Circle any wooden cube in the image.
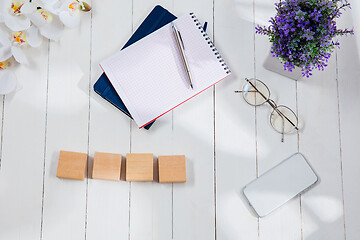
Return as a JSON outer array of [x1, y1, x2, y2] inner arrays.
[[56, 150, 88, 180], [92, 152, 122, 181], [126, 153, 153, 181], [158, 155, 186, 183]]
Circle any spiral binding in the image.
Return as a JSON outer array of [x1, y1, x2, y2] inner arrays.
[[190, 13, 231, 74]]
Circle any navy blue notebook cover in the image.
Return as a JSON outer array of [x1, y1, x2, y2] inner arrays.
[[94, 5, 176, 130]]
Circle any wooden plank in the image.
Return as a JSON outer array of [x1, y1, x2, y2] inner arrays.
[[337, 1, 360, 239], [85, 0, 132, 238], [41, 11, 91, 240], [171, 0, 216, 239], [297, 44, 345, 239], [214, 0, 258, 239], [0, 96, 3, 169], [0, 42, 49, 239], [129, 1, 174, 240], [254, 0, 302, 239]]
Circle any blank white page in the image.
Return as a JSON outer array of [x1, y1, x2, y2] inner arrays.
[[100, 13, 231, 128]]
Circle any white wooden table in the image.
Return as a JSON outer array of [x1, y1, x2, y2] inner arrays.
[[0, 0, 359, 239]]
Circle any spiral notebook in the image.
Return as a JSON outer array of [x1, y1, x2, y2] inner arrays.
[[100, 13, 231, 128]]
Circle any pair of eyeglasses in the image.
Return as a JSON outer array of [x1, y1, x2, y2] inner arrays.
[[235, 78, 299, 142]]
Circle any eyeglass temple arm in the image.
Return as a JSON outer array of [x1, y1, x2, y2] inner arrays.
[[245, 78, 299, 131]]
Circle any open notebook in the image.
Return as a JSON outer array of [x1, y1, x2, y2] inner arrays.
[[100, 13, 231, 128]]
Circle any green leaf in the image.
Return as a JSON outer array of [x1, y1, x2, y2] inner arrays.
[[79, 1, 92, 12]]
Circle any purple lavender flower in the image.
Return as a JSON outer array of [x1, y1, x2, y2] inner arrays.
[[255, 0, 354, 77]]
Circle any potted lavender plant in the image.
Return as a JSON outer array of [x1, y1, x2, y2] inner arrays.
[[256, 0, 354, 79]]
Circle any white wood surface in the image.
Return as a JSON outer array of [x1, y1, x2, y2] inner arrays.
[[0, 0, 359, 239], [0, 39, 49, 240], [214, 0, 258, 239], [41, 9, 91, 239], [86, 0, 132, 239], [338, 1, 360, 240]]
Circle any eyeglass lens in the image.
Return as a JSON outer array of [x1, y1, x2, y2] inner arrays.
[[242, 78, 270, 106], [270, 105, 298, 134]]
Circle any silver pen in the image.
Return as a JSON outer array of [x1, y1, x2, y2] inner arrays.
[[171, 22, 194, 89]]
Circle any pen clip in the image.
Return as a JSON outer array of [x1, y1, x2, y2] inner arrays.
[[178, 30, 185, 50]]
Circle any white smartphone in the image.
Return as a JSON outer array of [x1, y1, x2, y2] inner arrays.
[[243, 153, 318, 217]]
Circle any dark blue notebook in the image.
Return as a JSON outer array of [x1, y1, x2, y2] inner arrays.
[[94, 5, 176, 130]]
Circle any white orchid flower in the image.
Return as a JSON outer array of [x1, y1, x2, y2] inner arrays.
[[58, 0, 91, 28], [0, 30, 32, 64], [0, 0, 37, 31], [27, 0, 90, 40], [27, 2, 64, 41], [0, 59, 18, 95], [0, 0, 91, 95]]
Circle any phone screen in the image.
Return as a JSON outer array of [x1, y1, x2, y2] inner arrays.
[[243, 153, 318, 217]]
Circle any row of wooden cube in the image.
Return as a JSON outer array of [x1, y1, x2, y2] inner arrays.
[[56, 150, 186, 183]]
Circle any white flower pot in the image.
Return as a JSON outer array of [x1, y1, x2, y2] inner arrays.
[[263, 52, 303, 80]]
